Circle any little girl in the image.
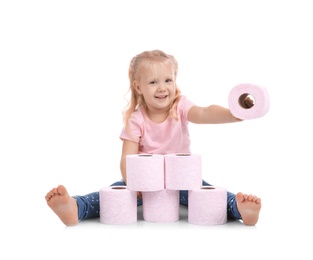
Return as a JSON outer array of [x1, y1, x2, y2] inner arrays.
[[45, 50, 261, 226]]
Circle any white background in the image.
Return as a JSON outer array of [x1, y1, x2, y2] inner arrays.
[[1, 0, 312, 259]]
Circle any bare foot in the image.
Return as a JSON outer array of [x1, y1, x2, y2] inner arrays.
[[45, 185, 79, 226], [236, 192, 261, 226]]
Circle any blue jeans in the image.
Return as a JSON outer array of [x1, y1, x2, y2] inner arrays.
[[74, 180, 242, 221]]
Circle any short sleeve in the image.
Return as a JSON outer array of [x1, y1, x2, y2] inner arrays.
[[119, 110, 144, 143], [178, 95, 194, 122]]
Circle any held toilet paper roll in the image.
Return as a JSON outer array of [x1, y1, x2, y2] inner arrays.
[[228, 83, 270, 119], [126, 154, 164, 191], [188, 186, 227, 225], [99, 186, 137, 225], [142, 189, 180, 223], [164, 153, 202, 190]]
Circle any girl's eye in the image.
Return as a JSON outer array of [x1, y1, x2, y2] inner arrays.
[[149, 81, 156, 84], [166, 79, 172, 83]]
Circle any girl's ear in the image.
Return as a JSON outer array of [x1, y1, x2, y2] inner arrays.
[[133, 81, 142, 94]]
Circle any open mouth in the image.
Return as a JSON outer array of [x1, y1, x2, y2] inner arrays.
[[155, 95, 168, 99]]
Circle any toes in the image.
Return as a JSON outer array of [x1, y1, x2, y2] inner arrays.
[[45, 187, 61, 200], [45, 192, 54, 201], [252, 195, 258, 202], [57, 185, 67, 195], [46, 191, 53, 197], [48, 188, 57, 196], [241, 194, 261, 202], [247, 194, 259, 201], [236, 192, 244, 202], [237, 193, 261, 204]]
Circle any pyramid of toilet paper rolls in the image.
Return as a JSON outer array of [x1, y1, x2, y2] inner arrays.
[[99, 153, 227, 226]]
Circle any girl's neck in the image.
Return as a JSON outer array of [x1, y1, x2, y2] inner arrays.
[[145, 107, 170, 123]]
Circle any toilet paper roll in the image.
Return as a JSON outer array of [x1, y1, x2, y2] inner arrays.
[[142, 190, 179, 223], [126, 154, 164, 191], [188, 186, 227, 225], [99, 186, 137, 225], [164, 153, 202, 190], [228, 83, 270, 119]]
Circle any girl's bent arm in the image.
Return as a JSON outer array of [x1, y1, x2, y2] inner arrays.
[[120, 139, 139, 183], [188, 105, 242, 124]]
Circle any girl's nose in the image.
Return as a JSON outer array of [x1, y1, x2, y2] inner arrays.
[[157, 83, 166, 92]]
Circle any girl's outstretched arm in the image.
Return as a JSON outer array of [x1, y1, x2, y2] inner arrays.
[[120, 139, 139, 183], [188, 104, 242, 124]]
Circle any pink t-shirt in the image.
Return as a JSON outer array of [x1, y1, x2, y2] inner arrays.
[[119, 96, 194, 155]]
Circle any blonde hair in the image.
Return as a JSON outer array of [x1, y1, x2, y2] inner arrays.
[[123, 50, 181, 126]]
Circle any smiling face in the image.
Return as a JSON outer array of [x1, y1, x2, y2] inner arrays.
[[133, 61, 176, 118]]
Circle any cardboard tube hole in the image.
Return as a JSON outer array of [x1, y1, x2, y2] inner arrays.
[[176, 153, 191, 156], [238, 93, 255, 109], [201, 187, 215, 190]]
